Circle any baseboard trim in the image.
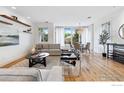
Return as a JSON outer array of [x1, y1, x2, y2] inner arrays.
[[1, 56, 26, 68]]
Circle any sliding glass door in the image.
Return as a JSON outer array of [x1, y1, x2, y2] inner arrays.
[[55, 26, 75, 48], [64, 27, 75, 45]]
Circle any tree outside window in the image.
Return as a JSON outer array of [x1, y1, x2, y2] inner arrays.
[[39, 27, 48, 42], [64, 28, 75, 44]]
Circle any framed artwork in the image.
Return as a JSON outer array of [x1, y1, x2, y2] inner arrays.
[[0, 27, 19, 47], [102, 22, 110, 35]]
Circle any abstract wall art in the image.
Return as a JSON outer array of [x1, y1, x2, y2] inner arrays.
[[0, 27, 19, 47]]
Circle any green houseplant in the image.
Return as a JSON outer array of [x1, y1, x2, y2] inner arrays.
[[99, 30, 110, 57]]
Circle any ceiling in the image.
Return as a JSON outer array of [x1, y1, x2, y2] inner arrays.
[[4, 6, 124, 26]]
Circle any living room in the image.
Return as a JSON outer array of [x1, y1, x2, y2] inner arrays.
[[0, 6, 124, 81]]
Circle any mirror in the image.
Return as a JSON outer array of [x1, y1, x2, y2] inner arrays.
[[118, 24, 124, 39]]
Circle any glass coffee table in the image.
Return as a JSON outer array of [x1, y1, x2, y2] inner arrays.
[[28, 52, 49, 67]]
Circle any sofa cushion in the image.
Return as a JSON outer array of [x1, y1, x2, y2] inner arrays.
[[42, 44, 49, 49], [0, 67, 42, 81], [39, 69, 50, 81], [40, 49, 49, 52], [54, 44, 60, 49], [46, 66, 63, 81], [36, 44, 42, 50], [49, 44, 55, 49], [0, 75, 37, 81], [49, 49, 60, 51]]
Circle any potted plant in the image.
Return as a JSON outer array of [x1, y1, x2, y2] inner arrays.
[[99, 30, 110, 57]]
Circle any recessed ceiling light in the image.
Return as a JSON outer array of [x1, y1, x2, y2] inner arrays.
[[11, 6, 16, 10], [27, 17, 31, 19], [113, 6, 117, 8], [87, 16, 91, 19], [44, 21, 49, 23]]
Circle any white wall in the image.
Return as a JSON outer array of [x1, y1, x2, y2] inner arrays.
[[35, 22, 54, 44], [93, 8, 124, 53], [0, 7, 34, 66], [111, 10, 124, 44], [81, 27, 92, 44], [88, 24, 94, 52]]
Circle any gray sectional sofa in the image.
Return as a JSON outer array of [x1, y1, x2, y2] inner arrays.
[[36, 44, 61, 56], [0, 66, 63, 81]]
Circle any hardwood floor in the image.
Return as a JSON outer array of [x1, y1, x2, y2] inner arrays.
[[3, 53, 124, 81], [64, 53, 124, 81], [2, 56, 26, 68]]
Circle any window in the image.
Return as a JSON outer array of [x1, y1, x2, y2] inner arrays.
[[64, 27, 75, 44], [39, 27, 48, 42]]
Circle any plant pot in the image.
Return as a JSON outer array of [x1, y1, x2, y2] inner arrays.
[[102, 53, 106, 57]]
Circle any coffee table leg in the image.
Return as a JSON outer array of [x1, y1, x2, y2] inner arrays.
[[29, 58, 33, 67], [43, 57, 46, 67]]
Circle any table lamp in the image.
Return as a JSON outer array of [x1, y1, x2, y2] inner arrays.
[[31, 47, 36, 54]]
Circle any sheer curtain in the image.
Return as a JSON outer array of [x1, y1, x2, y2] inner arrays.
[[81, 27, 91, 44], [55, 27, 64, 47], [55, 26, 91, 48]]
